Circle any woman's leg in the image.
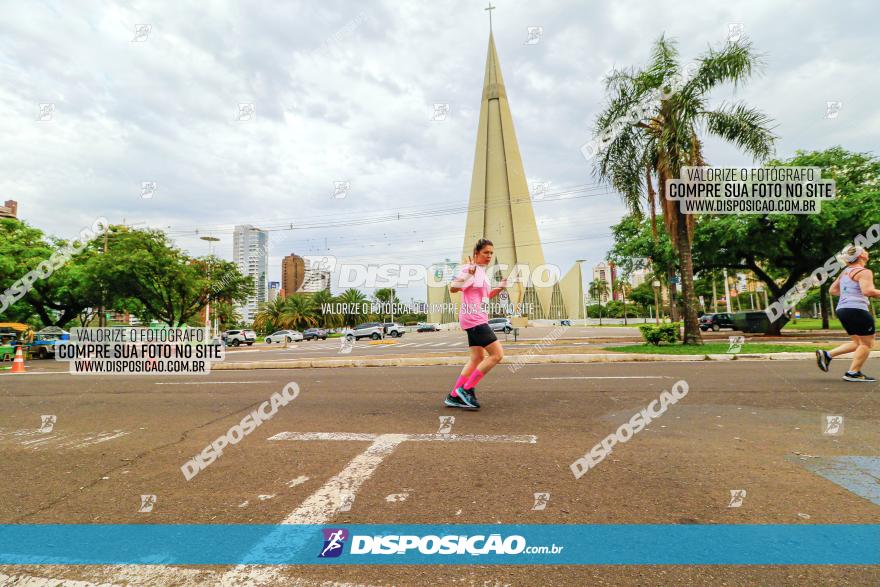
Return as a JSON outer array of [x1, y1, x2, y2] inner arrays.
[[848, 334, 875, 373], [828, 337, 859, 358], [475, 340, 505, 375], [462, 340, 505, 391], [451, 347, 485, 395]]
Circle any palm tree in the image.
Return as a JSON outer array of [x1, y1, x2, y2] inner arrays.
[[309, 289, 342, 329], [373, 288, 400, 322], [280, 294, 319, 330], [594, 35, 776, 343], [253, 297, 287, 334], [589, 280, 610, 325], [337, 288, 369, 327], [613, 278, 632, 325]]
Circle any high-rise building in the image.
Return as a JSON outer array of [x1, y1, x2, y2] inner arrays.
[[0, 199, 18, 219], [281, 254, 306, 296], [267, 281, 281, 302], [426, 31, 582, 323], [591, 261, 617, 303], [233, 225, 268, 323], [299, 259, 331, 293], [630, 266, 652, 288]]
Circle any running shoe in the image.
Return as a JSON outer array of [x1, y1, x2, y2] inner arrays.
[[815, 349, 831, 372], [444, 393, 469, 408], [453, 387, 480, 409], [457, 387, 481, 409], [842, 371, 876, 382]]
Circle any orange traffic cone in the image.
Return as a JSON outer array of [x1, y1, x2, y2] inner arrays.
[[11, 345, 26, 374]]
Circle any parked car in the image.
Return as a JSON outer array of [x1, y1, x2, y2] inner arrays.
[[30, 331, 68, 359], [265, 330, 303, 343], [224, 329, 257, 346], [699, 313, 736, 331], [303, 328, 328, 341], [382, 322, 405, 337], [345, 322, 385, 341], [488, 317, 513, 333], [416, 323, 440, 332]]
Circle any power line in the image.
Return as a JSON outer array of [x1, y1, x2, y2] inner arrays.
[[163, 184, 617, 237]]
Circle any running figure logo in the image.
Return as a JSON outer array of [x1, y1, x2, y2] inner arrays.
[[727, 336, 745, 354], [532, 492, 550, 511], [438, 416, 455, 434], [727, 489, 747, 508], [39, 415, 57, 433], [138, 494, 156, 513], [318, 528, 349, 558], [823, 415, 844, 436]]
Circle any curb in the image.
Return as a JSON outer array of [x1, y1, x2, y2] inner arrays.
[[212, 350, 880, 370]]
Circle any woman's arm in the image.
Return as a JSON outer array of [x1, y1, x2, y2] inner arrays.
[[450, 257, 476, 293], [829, 273, 843, 296], [856, 269, 880, 298], [488, 277, 509, 299]]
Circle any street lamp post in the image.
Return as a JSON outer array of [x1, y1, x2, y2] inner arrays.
[[201, 236, 221, 339]]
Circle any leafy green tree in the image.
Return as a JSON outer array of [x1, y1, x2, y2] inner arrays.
[[0, 219, 102, 326], [93, 229, 252, 326], [628, 281, 656, 308], [594, 35, 776, 343], [692, 147, 880, 333]]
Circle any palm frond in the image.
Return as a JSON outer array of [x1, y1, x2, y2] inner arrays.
[[702, 102, 777, 162]]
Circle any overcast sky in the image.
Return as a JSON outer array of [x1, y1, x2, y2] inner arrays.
[[2, 0, 878, 303]]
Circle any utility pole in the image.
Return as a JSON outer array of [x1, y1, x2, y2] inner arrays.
[[201, 236, 220, 339], [99, 229, 109, 327]]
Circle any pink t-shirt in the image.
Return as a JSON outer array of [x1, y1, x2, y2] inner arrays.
[[456, 264, 491, 329]]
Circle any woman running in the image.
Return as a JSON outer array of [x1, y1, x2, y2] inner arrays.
[[816, 245, 880, 381], [444, 238, 508, 410]]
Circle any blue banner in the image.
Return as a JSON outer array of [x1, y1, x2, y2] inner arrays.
[[0, 524, 877, 565]]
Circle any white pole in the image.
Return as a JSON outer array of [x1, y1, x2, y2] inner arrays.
[[723, 268, 732, 313]]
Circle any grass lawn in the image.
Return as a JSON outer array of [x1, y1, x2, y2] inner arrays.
[[782, 318, 844, 331], [604, 342, 827, 355]]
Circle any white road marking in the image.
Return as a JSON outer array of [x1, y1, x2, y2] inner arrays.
[[0, 428, 129, 450], [220, 430, 538, 585], [286, 475, 309, 487], [7, 428, 534, 586], [154, 381, 269, 385], [385, 492, 409, 502], [531, 376, 671, 380]]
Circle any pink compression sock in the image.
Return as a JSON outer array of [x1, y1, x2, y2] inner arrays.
[[464, 369, 485, 390], [451, 375, 468, 397]]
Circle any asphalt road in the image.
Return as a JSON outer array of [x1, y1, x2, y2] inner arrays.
[[1, 357, 879, 585]]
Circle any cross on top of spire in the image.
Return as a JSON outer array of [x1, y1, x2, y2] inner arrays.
[[485, 2, 496, 32]]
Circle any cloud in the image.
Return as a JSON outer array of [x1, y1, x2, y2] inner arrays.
[[1, 0, 877, 304]]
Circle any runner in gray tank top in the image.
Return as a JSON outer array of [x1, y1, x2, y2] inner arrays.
[[815, 245, 880, 382]]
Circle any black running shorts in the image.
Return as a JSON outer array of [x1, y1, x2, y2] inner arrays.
[[836, 307, 876, 336], [465, 323, 498, 348]]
